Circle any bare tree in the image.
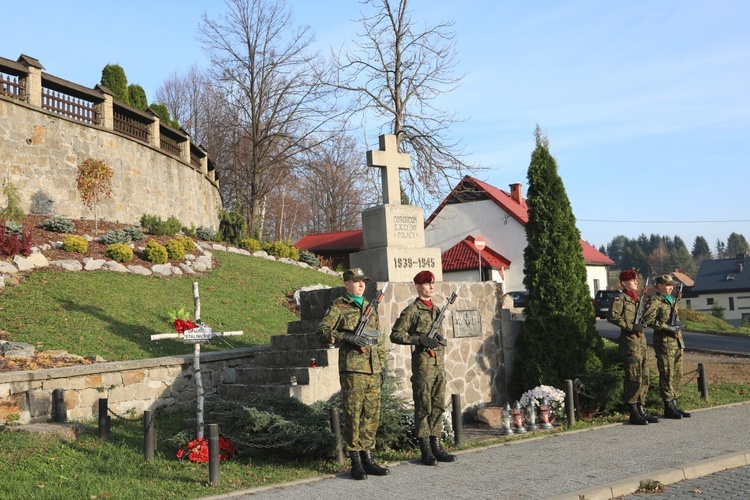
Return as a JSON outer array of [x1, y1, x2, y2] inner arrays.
[[199, 0, 335, 236], [648, 242, 670, 276], [334, 0, 478, 206]]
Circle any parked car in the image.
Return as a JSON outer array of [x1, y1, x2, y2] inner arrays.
[[593, 290, 621, 318], [505, 291, 529, 308]]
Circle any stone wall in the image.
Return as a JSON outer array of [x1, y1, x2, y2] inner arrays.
[[0, 96, 222, 229], [0, 347, 264, 424]]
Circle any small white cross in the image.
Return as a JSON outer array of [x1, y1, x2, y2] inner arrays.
[[367, 134, 411, 205]]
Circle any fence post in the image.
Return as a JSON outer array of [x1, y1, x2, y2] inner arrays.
[[208, 424, 220, 485], [697, 363, 709, 400], [98, 398, 109, 440], [52, 389, 66, 422], [144, 411, 155, 461], [451, 394, 463, 445], [564, 380, 576, 427], [329, 407, 345, 465]]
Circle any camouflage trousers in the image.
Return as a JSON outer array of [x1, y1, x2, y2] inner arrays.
[[340, 372, 382, 452], [411, 365, 446, 438], [653, 331, 684, 401], [619, 332, 650, 405]]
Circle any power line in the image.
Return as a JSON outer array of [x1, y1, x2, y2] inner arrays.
[[578, 219, 750, 224]]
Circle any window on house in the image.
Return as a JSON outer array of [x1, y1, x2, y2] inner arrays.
[[593, 279, 600, 293], [685, 299, 691, 309], [707, 298, 714, 305], [729, 297, 735, 311]]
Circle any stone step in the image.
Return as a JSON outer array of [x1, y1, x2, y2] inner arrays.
[[235, 366, 311, 386], [218, 383, 294, 400], [249, 347, 334, 368], [286, 319, 320, 335], [270, 332, 326, 351]]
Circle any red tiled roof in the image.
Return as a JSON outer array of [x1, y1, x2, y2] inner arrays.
[[295, 230, 364, 252], [427, 175, 614, 266], [441, 235, 512, 272], [581, 240, 615, 266]]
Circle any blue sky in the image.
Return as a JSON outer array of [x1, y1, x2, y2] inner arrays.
[[5, 0, 750, 253]]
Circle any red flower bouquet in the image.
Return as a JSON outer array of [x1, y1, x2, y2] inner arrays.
[[176, 436, 234, 462]]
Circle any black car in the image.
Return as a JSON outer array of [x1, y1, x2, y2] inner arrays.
[[593, 290, 621, 319], [505, 291, 529, 308]]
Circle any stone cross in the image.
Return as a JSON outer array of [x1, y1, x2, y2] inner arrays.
[[367, 134, 411, 205]]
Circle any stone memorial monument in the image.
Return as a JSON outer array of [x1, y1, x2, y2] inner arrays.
[[349, 134, 443, 282]]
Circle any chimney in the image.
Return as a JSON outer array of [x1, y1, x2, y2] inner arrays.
[[509, 183, 522, 204], [738, 262, 744, 273]]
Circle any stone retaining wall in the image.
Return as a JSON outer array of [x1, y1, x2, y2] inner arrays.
[[0, 347, 264, 425]]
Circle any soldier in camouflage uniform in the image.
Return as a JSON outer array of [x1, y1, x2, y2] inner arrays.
[[643, 274, 691, 419], [607, 270, 659, 425], [390, 270, 456, 466], [316, 268, 389, 480]]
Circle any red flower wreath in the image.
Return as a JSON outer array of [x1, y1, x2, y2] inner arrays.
[[173, 319, 197, 334], [176, 436, 234, 462]]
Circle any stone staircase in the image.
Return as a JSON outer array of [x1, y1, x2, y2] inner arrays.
[[218, 289, 347, 405]]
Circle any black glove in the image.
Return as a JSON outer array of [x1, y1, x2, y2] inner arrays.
[[418, 336, 440, 349], [344, 333, 368, 347], [663, 325, 681, 334], [632, 324, 644, 333]]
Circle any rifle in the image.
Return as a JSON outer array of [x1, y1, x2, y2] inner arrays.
[[352, 282, 389, 352], [670, 282, 684, 328], [425, 288, 459, 357], [633, 277, 650, 332]]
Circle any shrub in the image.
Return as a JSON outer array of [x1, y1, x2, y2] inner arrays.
[[265, 241, 292, 259], [176, 236, 195, 252], [62, 235, 88, 254], [0, 222, 31, 256], [123, 226, 145, 242], [41, 215, 75, 233], [298, 250, 320, 267], [105, 243, 134, 263], [143, 240, 168, 264], [165, 239, 187, 260], [139, 214, 182, 236], [99, 229, 130, 245], [182, 225, 197, 237], [1, 182, 25, 223], [217, 208, 247, 245], [4, 221, 23, 236], [239, 238, 261, 252], [711, 303, 726, 320], [196, 226, 216, 241]]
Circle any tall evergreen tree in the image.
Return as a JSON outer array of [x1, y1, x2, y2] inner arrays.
[[127, 84, 148, 110], [727, 232, 749, 257], [691, 236, 711, 261], [100, 64, 129, 105], [510, 126, 604, 395]]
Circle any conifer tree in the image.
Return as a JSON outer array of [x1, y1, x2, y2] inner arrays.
[[100, 64, 129, 105], [510, 125, 604, 395], [127, 84, 148, 110]]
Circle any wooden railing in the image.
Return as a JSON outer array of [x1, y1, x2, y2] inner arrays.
[[42, 87, 100, 125], [0, 71, 24, 100], [113, 108, 150, 142]]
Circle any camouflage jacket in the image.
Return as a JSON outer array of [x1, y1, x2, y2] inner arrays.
[[643, 293, 685, 345], [316, 294, 386, 375], [607, 290, 639, 333], [390, 298, 444, 367]]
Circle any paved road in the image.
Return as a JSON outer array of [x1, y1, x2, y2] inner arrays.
[[623, 465, 750, 499], [596, 320, 750, 356], [200, 403, 750, 500]]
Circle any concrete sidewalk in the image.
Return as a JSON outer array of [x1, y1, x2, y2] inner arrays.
[[201, 402, 750, 500]]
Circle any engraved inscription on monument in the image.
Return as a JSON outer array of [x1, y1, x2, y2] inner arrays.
[[452, 310, 482, 338]]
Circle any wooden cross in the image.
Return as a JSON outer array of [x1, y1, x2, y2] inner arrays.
[[367, 134, 411, 205], [151, 282, 243, 439]]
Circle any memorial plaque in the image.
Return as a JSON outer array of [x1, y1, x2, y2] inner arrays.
[[451, 310, 482, 338], [183, 326, 213, 344]]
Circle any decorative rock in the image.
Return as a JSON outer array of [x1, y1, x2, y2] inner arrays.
[[252, 250, 269, 258], [196, 241, 212, 250], [102, 261, 129, 273], [128, 265, 152, 276], [27, 252, 50, 268], [0, 340, 36, 357], [0, 276, 4, 289], [170, 266, 183, 275], [179, 263, 197, 274], [184, 254, 196, 261], [211, 243, 228, 252], [50, 260, 83, 271], [476, 406, 505, 428], [0, 261, 18, 274], [52, 241, 63, 249], [152, 264, 172, 276], [192, 262, 207, 273], [83, 258, 105, 271], [296, 261, 312, 269], [195, 255, 212, 269], [278, 257, 296, 265], [13, 255, 35, 271]]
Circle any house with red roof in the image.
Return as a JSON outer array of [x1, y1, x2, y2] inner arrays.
[[294, 230, 363, 270], [424, 176, 613, 297]]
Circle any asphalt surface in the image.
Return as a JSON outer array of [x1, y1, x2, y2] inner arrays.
[[200, 402, 750, 500]]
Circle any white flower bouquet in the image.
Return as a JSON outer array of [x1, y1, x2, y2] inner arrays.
[[519, 385, 565, 419]]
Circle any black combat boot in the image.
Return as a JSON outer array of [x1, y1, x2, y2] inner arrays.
[[349, 451, 367, 480], [672, 400, 691, 418], [360, 450, 390, 475], [628, 403, 648, 425], [663, 400, 683, 419], [637, 403, 660, 423], [429, 436, 457, 462], [418, 437, 438, 466]]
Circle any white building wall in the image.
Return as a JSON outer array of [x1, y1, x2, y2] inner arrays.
[[689, 292, 750, 326]]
